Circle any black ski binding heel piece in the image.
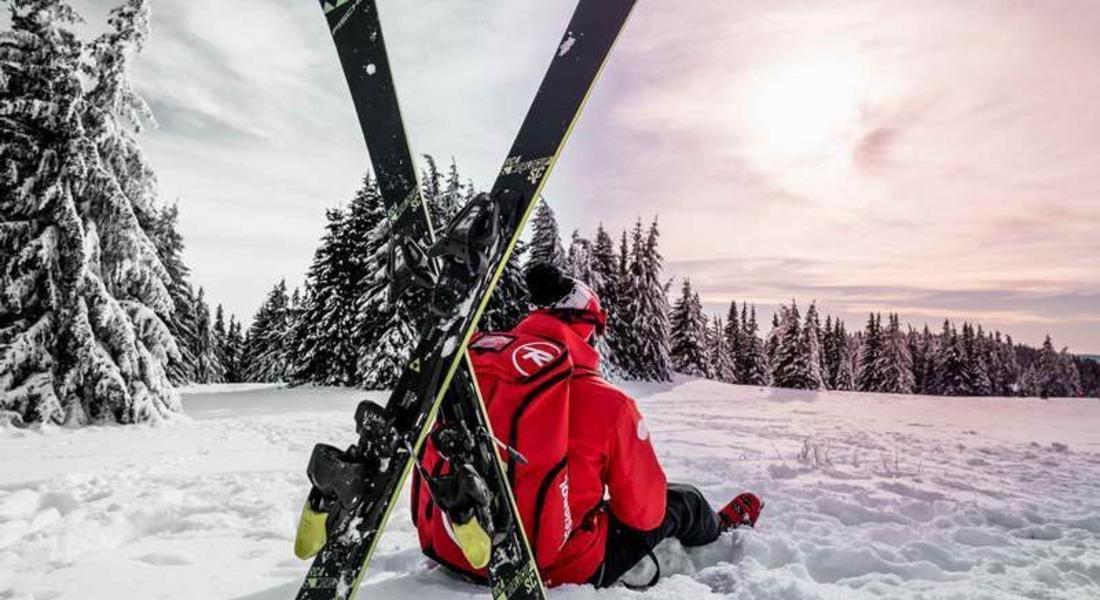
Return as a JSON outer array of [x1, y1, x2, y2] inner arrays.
[[429, 192, 501, 277], [304, 402, 398, 541], [386, 236, 437, 301]]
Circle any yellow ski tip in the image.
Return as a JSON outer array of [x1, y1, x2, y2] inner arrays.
[[453, 519, 492, 570], [294, 501, 329, 560]]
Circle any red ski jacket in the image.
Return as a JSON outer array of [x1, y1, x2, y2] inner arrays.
[[412, 311, 667, 586]]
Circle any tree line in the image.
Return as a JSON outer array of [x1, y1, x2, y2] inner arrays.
[[669, 286, 1099, 399], [238, 157, 674, 387], [243, 161, 1098, 399]]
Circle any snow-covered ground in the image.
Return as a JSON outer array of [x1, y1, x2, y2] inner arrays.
[[2, 380, 1098, 600]]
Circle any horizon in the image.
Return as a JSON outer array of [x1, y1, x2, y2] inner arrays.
[[61, 0, 1100, 354]]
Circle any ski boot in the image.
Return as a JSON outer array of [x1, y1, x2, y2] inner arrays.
[[294, 402, 396, 559], [419, 421, 498, 569], [718, 492, 764, 530]]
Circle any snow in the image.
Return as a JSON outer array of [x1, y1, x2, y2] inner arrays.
[[1, 380, 1098, 599]]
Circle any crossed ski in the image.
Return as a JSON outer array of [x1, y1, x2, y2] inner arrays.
[[298, 2, 636, 599]]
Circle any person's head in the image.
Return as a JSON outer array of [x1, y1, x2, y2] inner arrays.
[[524, 262, 606, 343]]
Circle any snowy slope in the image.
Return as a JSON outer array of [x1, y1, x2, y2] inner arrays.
[[1, 381, 1098, 600]]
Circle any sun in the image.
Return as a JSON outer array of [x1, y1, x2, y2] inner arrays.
[[743, 58, 863, 159]]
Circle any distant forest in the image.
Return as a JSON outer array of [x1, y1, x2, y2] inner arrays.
[[230, 158, 1099, 400]]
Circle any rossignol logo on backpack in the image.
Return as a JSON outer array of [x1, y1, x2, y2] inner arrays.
[[511, 342, 561, 376], [559, 475, 573, 544]]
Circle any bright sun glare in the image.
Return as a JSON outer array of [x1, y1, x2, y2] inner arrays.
[[745, 59, 863, 158]]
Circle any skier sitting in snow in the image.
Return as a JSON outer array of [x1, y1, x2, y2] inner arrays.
[[413, 262, 763, 588]]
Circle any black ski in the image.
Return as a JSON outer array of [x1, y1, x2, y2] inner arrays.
[[298, 2, 636, 599], [311, 1, 543, 598]]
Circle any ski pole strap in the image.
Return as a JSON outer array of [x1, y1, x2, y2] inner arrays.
[[621, 549, 661, 591]]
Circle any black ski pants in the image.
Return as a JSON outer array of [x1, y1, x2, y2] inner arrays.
[[588, 483, 721, 588]]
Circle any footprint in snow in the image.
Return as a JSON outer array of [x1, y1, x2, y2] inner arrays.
[[136, 551, 196, 566]]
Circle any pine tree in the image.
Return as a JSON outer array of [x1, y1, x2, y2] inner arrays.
[[564, 230, 594, 285], [482, 240, 528, 332], [621, 219, 671, 381], [440, 158, 466, 220], [1031, 335, 1081, 398], [935, 321, 967, 395], [191, 288, 225, 383], [910, 325, 935, 394], [707, 316, 736, 382], [222, 316, 244, 383], [765, 312, 781, 373], [802, 303, 826, 390], [293, 203, 362, 386], [669, 279, 708, 377], [963, 324, 993, 395], [1, 0, 180, 425], [856, 314, 884, 392], [589, 224, 624, 376], [834, 321, 857, 391], [822, 316, 836, 389], [355, 195, 419, 389], [769, 302, 820, 389], [879, 314, 915, 394], [528, 200, 565, 267], [147, 203, 199, 384], [743, 306, 770, 386], [242, 280, 292, 382], [724, 301, 742, 383]]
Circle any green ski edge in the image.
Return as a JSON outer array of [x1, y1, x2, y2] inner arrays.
[[318, 0, 543, 597], [307, 3, 637, 600]]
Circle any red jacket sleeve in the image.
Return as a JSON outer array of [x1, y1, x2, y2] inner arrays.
[[606, 399, 666, 531]]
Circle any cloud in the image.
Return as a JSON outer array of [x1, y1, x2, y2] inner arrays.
[[61, 0, 1100, 353]]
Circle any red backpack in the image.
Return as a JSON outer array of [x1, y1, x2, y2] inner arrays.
[[412, 330, 574, 577]]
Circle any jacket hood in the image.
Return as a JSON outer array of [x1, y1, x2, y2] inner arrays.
[[513, 311, 601, 373]]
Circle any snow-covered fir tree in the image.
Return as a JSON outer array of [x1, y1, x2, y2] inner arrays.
[[934, 320, 968, 396], [802, 303, 827, 390], [879, 314, 915, 394], [769, 302, 821, 390], [765, 312, 781, 374], [991, 332, 1020, 396], [293, 198, 368, 386], [191, 288, 225, 383], [221, 315, 244, 383], [960, 323, 992, 396], [528, 201, 565, 267], [856, 314, 883, 392], [624, 219, 672, 381], [355, 196, 419, 389], [1030, 335, 1082, 399], [242, 280, 292, 382], [827, 314, 840, 389], [741, 305, 769, 386], [1, 0, 181, 425], [669, 279, 708, 377], [482, 240, 528, 332], [723, 301, 742, 383], [706, 316, 736, 382], [588, 224, 624, 376], [147, 202, 199, 384], [834, 321, 857, 391], [564, 230, 594, 285], [212, 304, 227, 374], [909, 325, 935, 395], [439, 158, 466, 221]]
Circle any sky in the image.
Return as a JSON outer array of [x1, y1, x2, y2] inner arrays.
[[67, 0, 1100, 353]]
